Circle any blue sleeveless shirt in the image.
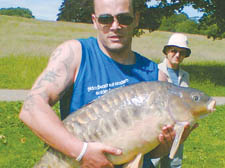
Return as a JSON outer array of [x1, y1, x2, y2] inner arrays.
[[60, 37, 157, 168], [60, 37, 158, 118]]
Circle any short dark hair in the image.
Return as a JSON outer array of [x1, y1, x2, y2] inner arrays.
[[93, 0, 137, 14]]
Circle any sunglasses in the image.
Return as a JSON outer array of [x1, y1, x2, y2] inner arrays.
[[96, 13, 134, 26], [169, 49, 188, 57]]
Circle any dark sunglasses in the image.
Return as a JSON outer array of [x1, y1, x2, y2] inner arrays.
[[96, 13, 134, 26], [170, 49, 188, 57]]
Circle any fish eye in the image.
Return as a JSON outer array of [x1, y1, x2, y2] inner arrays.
[[192, 94, 200, 102]]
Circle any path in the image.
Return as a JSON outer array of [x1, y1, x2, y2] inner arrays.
[[0, 89, 225, 105]]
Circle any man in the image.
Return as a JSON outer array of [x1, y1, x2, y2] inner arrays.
[[154, 33, 198, 168], [19, 0, 190, 167]]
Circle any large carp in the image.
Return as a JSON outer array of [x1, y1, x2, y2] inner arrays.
[[34, 81, 216, 168]]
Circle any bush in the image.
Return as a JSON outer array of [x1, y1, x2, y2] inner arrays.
[[175, 20, 199, 34], [0, 7, 34, 18], [159, 13, 189, 32]]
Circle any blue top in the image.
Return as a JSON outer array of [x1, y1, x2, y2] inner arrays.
[[167, 67, 179, 86], [60, 37, 158, 168], [61, 37, 158, 118]]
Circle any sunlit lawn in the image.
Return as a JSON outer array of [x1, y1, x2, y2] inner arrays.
[[0, 102, 224, 168], [0, 15, 225, 168]]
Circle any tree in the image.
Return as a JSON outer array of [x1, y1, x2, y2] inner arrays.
[[0, 7, 34, 18], [57, 0, 225, 39], [57, 0, 93, 23], [159, 13, 199, 34], [159, 14, 189, 32], [190, 0, 225, 39], [175, 20, 199, 34], [198, 13, 225, 39]]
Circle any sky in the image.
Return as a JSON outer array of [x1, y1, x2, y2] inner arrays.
[[0, 0, 203, 21], [0, 0, 62, 21]]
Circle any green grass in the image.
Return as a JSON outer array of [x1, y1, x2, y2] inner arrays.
[[0, 15, 96, 58], [0, 102, 59, 168], [0, 102, 44, 168], [182, 62, 225, 96], [0, 55, 48, 89], [0, 102, 224, 168], [1, 15, 225, 96], [132, 31, 225, 63], [183, 105, 225, 167], [0, 55, 224, 96], [0, 15, 225, 168]]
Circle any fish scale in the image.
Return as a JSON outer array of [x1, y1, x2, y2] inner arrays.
[[34, 81, 216, 168]]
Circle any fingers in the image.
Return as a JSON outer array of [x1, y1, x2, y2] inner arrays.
[[181, 122, 199, 143], [157, 123, 199, 158], [162, 125, 175, 142], [190, 123, 199, 132], [81, 142, 120, 168], [102, 144, 122, 156], [158, 125, 175, 153]]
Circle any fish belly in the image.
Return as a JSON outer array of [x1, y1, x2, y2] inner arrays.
[[34, 82, 176, 167]]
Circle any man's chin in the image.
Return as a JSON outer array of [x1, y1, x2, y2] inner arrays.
[[107, 44, 126, 52]]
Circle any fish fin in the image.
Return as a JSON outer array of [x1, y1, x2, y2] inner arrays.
[[122, 153, 143, 168], [169, 124, 185, 159]]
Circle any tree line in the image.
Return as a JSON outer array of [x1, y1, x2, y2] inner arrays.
[[1, 0, 224, 39], [0, 7, 34, 19], [57, 0, 225, 39], [158, 13, 225, 39]]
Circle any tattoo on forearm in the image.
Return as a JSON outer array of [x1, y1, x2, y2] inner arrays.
[[39, 91, 48, 102], [23, 94, 35, 111], [33, 70, 60, 90]]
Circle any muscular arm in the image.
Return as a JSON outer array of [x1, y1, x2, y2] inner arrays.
[[19, 40, 121, 167], [19, 40, 84, 158]]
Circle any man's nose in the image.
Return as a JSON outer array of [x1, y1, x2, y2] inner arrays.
[[175, 51, 181, 57], [110, 17, 121, 29]]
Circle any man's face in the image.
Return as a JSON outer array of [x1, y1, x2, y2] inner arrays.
[[92, 0, 138, 53], [166, 47, 187, 66]]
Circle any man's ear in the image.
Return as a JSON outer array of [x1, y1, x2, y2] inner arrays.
[[92, 14, 98, 29]]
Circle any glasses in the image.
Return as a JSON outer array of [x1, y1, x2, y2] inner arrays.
[[169, 49, 188, 57], [96, 13, 134, 26]]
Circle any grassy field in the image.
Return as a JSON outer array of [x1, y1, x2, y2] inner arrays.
[[0, 15, 225, 167], [0, 102, 59, 168], [0, 15, 225, 95], [0, 15, 96, 58], [1, 55, 224, 96], [1, 15, 225, 62], [0, 102, 224, 168]]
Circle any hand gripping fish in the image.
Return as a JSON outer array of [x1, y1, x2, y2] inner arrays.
[[34, 81, 216, 168]]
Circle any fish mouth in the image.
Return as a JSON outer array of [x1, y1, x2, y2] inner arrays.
[[207, 99, 216, 112]]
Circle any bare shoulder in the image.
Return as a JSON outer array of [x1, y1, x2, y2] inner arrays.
[[29, 39, 82, 105], [49, 39, 81, 66]]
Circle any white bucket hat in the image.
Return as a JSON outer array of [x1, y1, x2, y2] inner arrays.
[[163, 33, 191, 57]]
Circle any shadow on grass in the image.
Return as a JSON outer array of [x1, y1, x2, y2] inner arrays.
[[182, 63, 225, 87]]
